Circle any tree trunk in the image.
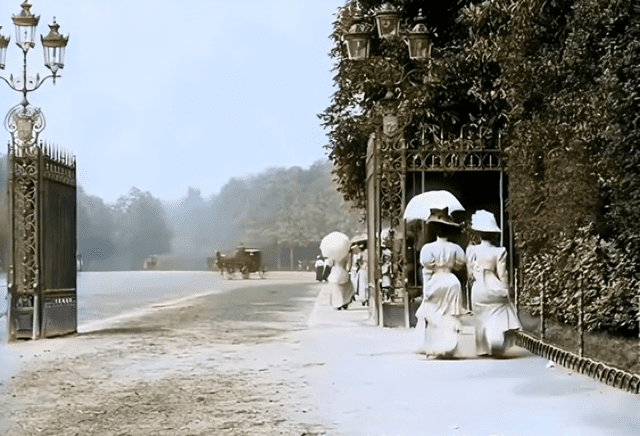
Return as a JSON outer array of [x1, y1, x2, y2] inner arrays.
[[277, 243, 281, 271]]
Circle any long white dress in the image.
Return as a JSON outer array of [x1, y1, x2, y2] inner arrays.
[[354, 250, 368, 304], [329, 259, 355, 309], [466, 241, 520, 355], [415, 237, 466, 356]]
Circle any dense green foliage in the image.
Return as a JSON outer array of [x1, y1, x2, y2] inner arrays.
[[321, 0, 640, 335], [505, 0, 640, 335]]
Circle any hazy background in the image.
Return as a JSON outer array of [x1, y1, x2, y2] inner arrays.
[[0, 0, 344, 203], [0, 1, 366, 271]]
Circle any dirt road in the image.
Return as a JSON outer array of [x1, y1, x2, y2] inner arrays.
[[1, 273, 328, 436], [2, 271, 639, 436]]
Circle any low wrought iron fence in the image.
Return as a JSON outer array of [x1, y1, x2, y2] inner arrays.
[[515, 270, 640, 394]]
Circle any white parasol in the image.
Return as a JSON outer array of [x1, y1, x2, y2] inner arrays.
[[403, 190, 465, 222], [320, 232, 351, 261]]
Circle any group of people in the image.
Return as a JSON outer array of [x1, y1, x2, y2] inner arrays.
[[415, 208, 520, 358], [318, 232, 369, 311], [318, 206, 519, 359]]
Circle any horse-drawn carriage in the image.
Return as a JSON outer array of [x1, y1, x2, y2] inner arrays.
[[143, 255, 158, 270], [209, 247, 267, 279]]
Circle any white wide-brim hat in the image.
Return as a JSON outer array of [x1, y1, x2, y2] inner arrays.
[[471, 210, 501, 233]]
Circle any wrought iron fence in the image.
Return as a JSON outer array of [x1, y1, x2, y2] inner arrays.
[[515, 269, 640, 394]]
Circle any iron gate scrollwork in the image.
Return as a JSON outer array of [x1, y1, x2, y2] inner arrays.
[[6, 102, 77, 340]]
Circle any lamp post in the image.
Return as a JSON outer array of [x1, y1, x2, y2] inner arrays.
[[1, 2, 71, 341], [1, 1, 69, 147], [341, 2, 434, 327]]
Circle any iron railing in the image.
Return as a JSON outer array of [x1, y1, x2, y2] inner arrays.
[[515, 271, 640, 394]]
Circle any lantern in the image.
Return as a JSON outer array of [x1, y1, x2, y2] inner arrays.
[[343, 22, 372, 60], [12, 1, 40, 51], [0, 27, 10, 69], [41, 18, 69, 75], [342, 5, 373, 61], [374, 3, 400, 40], [405, 10, 431, 60]]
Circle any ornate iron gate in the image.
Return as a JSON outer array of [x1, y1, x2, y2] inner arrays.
[[366, 115, 509, 328], [6, 104, 77, 340]]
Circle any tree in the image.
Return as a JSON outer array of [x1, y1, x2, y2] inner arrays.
[[237, 161, 363, 248], [320, 1, 510, 208], [77, 186, 118, 270], [114, 188, 172, 270]]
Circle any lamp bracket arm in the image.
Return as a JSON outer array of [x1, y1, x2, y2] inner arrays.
[[0, 73, 59, 93], [0, 75, 20, 92], [31, 74, 59, 92]]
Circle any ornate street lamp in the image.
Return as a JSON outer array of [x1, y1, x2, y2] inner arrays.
[[41, 18, 69, 77], [1, 1, 69, 104], [405, 10, 431, 61], [343, 5, 373, 61], [343, 4, 431, 62], [1, 1, 69, 147], [11, 1, 40, 51], [373, 2, 401, 40]]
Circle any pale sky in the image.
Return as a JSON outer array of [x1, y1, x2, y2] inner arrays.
[[0, 0, 345, 203]]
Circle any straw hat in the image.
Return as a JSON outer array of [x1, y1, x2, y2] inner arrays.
[[471, 210, 501, 233], [426, 208, 460, 227]]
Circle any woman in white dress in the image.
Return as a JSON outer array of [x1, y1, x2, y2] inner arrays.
[[351, 243, 369, 305], [415, 208, 467, 357], [320, 232, 355, 310], [466, 210, 520, 356], [328, 256, 355, 310]]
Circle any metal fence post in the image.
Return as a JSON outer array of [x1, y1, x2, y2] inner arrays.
[[578, 278, 584, 357], [540, 270, 546, 341]]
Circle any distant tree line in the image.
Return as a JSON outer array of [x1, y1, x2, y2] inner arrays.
[[77, 186, 172, 271], [0, 156, 361, 272], [0, 155, 174, 272], [165, 160, 363, 259]]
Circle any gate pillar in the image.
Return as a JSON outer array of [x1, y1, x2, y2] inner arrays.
[[365, 96, 413, 328], [5, 103, 77, 340]]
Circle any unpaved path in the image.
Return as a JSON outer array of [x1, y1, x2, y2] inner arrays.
[[0, 277, 328, 436]]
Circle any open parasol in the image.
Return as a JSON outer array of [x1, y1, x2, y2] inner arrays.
[[403, 190, 465, 222], [320, 232, 351, 261]]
